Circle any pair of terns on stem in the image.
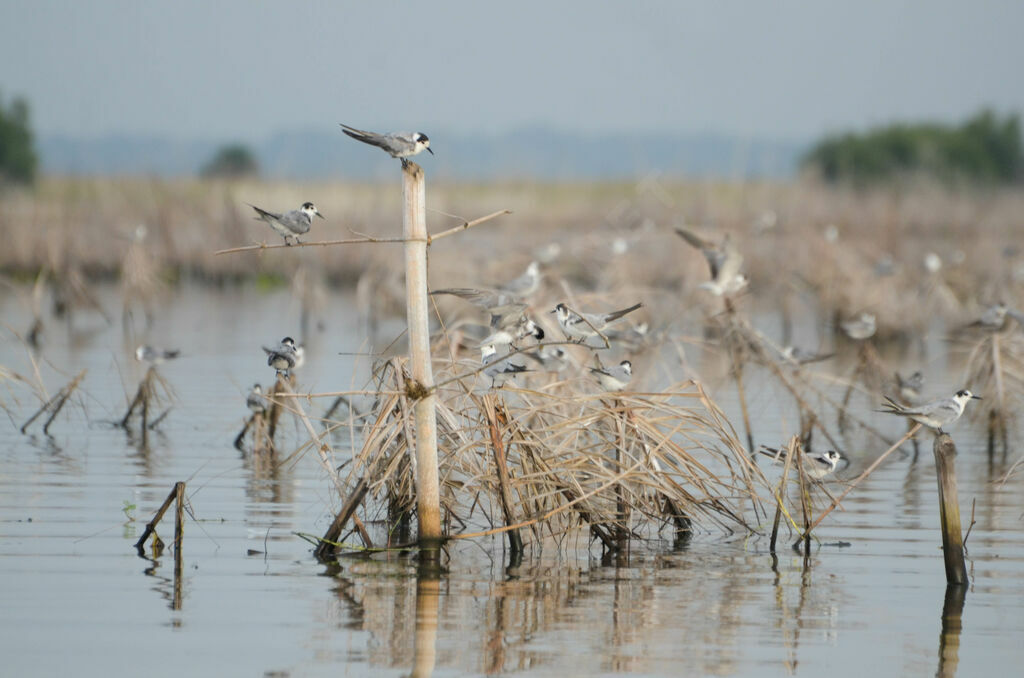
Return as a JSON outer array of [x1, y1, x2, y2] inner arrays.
[[247, 123, 433, 245]]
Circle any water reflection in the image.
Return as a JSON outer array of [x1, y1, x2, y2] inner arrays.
[[410, 562, 442, 678], [936, 584, 967, 678]]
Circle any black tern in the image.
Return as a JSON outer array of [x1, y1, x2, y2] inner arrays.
[[895, 370, 925, 404], [247, 384, 266, 414], [135, 345, 180, 365], [481, 344, 529, 388], [340, 124, 433, 167], [781, 345, 834, 366], [248, 202, 323, 245], [878, 389, 981, 433], [963, 303, 1009, 332], [758, 446, 843, 479], [524, 346, 569, 373], [552, 302, 642, 342], [263, 337, 298, 375], [840, 313, 876, 340], [590, 360, 632, 392], [501, 261, 541, 297], [674, 226, 747, 296]]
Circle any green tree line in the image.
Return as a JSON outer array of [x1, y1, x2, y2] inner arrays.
[[803, 109, 1023, 185], [0, 92, 38, 185]]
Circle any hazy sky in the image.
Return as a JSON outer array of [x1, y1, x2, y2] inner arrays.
[[2, 1, 1023, 142]]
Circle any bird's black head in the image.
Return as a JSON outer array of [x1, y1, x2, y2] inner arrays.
[[551, 303, 567, 314], [282, 337, 295, 346]]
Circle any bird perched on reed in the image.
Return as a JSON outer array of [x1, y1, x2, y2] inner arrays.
[[758, 446, 844, 479], [590, 360, 633, 392], [552, 302, 642, 342], [263, 337, 298, 376], [481, 344, 529, 388], [248, 202, 324, 245]]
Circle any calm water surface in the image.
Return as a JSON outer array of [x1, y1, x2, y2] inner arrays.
[[1, 285, 1022, 677]]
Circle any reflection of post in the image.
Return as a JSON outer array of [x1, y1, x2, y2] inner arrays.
[[936, 584, 967, 678], [410, 570, 441, 678], [402, 161, 442, 554]]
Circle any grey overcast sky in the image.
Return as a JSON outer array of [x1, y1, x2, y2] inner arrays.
[[1, 1, 1022, 142]]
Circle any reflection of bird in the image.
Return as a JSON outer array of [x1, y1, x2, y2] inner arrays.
[[246, 384, 266, 415], [895, 370, 924, 404], [248, 202, 323, 245], [263, 337, 298, 375], [758, 446, 843, 479], [135, 345, 180, 365], [590, 360, 632, 392], [481, 344, 528, 388], [674, 227, 747, 296], [340, 124, 433, 166], [841, 313, 876, 340], [552, 302, 642, 341], [878, 389, 981, 433]]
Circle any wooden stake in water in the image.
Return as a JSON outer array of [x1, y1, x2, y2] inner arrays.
[[933, 434, 968, 585], [403, 161, 443, 552]]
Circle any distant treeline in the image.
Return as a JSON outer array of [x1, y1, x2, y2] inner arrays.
[[803, 109, 1023, 185]]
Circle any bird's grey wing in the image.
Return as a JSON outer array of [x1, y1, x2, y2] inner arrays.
[[248, 204, 281, 221], [675, 227, 722, 277], [432, 288, 524, 316], [279, 209, 311, 235], [340, 124, 395, 152], [674, 226, 714, 252], [923, 400, 959, 419]]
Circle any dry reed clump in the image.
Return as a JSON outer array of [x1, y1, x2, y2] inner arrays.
[[960, 328, 1024, 450], [321, 353, 769, 551]]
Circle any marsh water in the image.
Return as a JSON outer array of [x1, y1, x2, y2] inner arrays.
[[2, 284, 1023, 677]]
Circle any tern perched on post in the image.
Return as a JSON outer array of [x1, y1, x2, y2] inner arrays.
[[878, 389, 981, 434], [340, 124, 433, 167], [248, 202, 323, 246]]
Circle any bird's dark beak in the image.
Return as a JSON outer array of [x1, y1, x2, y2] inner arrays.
[[972, 394, 983, 400], [317, 212, 325, 219], [548, 309, 556, 314], [427, 147, 435, 155]]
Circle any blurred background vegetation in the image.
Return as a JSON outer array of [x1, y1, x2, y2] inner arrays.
[[200, 144, 260, 179], [802, 109, 1023, 186], [0, 91, 38, 186]]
